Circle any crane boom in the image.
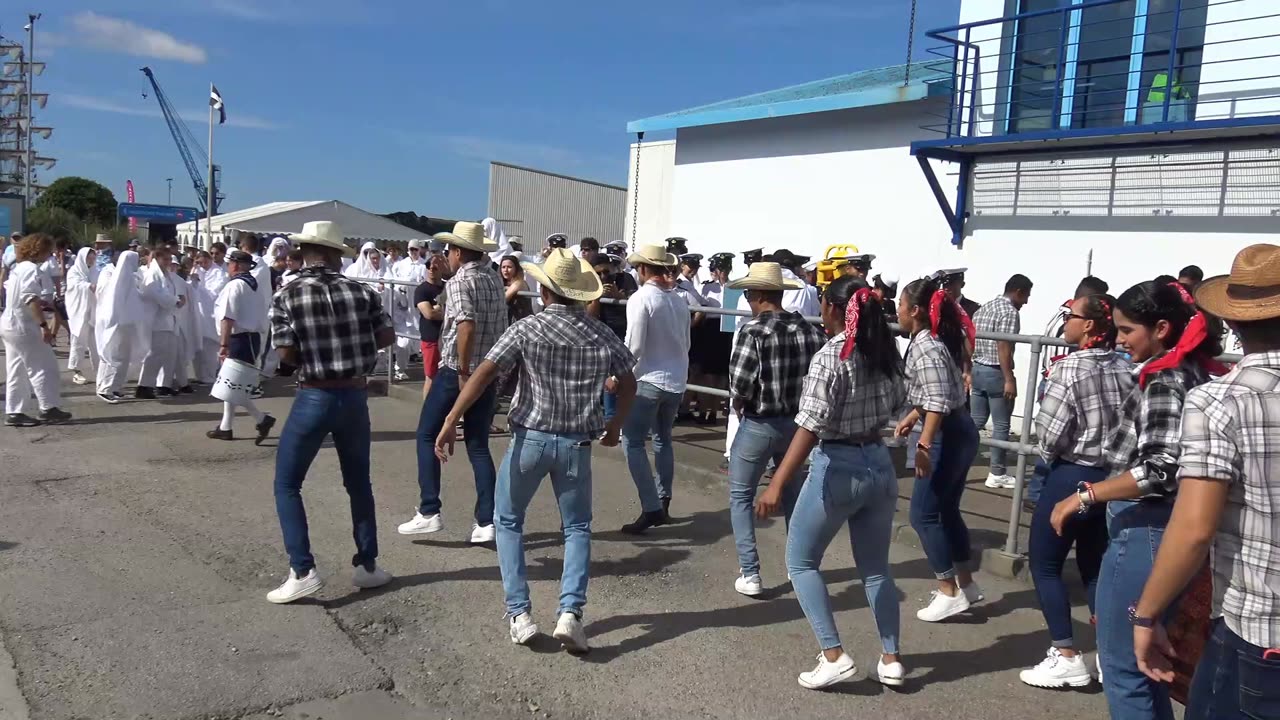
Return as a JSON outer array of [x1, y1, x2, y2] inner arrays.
[[139, 66, 223, 214]]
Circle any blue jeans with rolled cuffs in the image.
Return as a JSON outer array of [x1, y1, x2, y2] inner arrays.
[[909, 410, 979, 580], [787, 441, 900, 653], [728, 416, 800, 577], [1029, 462, 1108, 648]]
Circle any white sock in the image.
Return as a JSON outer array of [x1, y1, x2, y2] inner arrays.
[[220, 402, 235, 432], [242, 399, 265, 425]]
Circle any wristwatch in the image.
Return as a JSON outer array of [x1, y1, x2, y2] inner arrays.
[[1127, 602, 1155, 628]]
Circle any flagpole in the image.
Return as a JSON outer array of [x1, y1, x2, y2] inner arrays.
[[206, 83, 215, 252]]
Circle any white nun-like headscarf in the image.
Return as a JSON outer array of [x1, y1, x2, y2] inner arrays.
[[65, 247, 98, 337], [344, 241, 384, 280], [484, 217, 512, 264], [95, 250, 144, 364], [267, 236, 291, 260]]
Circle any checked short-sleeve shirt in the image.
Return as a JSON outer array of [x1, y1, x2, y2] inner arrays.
[[794, 332, 907, 440], [972, 295, 1020, 367], [440, 259, 507, 373], [905, 329, 967, 414], [270, 266, 392, 381], [1034, 348, 1135, 466], [728, 310, 827, 418]]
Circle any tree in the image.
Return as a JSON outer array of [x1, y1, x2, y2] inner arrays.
[[26, 205, 82, 244], [35, 176, 118, 227]]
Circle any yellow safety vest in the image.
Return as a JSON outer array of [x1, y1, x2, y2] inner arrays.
[[1148, 72, 1189, 103]]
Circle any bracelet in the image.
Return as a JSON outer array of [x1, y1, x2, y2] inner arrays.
[[1076, 490, 1090, 514], [916, 441, 931, 451], [1085, 482, 1097, 506]]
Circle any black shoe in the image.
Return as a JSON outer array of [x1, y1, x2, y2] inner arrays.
[[155, 387, 177, 397], [38, 408, 72, 424], [4, 413, 41, 428], [255, 415, 276, 446], [178, 385, 195, 395], [97, 392, 120, 405], [206, 428, 234, 441], [662, 497, 671, 515], [135, 386, 156, 400], [717, 459, 730, 475], [620, 510, 671, 535]]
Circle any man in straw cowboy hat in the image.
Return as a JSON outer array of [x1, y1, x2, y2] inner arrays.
[[723, 262, 827, 596], [433, 248, 637, 652], [1131, 244, 1280, 717], [616, 242, 691, 535], [263, 220, 396, 604], [400, 221, 509, 545]]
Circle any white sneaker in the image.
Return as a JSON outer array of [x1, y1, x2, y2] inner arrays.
[[397, 512, 442, 535], [735, 573, 763, 597], [916, 589, 971, 622], [877, 659, 906, 687], [71, 372, 89, 386], [1019, 647, 1093, 688], [961, 581, 985, 605], [509, 612, 538, 645], [984, 473, 1016, 489], [352, 565, 393, 589], [266, 568, 323, 604], [470, 524, 495, 544], [798, 652, 858, 690], [394, 370, 409, 381], [552, 611, 589, 654]]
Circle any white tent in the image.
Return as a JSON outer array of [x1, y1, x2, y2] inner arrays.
[[175, 200, 425, 250]]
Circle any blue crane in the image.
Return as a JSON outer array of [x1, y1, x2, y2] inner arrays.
[[140, 66, 223, 214]]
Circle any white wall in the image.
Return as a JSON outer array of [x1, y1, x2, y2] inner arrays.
[[1197, 0, 1280, 120], [623, 140, 676, 248]]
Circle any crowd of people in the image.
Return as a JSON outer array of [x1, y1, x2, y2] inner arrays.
[[2, 217, 1278, 719]]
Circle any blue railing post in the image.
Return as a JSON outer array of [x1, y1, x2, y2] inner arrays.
[[1162, 0, 1185, 123]]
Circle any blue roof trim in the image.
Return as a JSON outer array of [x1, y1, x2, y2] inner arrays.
[[628, 62, 951, 134]]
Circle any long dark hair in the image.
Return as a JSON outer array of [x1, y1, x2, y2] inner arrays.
[[1116, 280, 1223, 360], [903, 276, 967, 364], [1076, 293, 1118, 350], [825, 276, 902, 379]]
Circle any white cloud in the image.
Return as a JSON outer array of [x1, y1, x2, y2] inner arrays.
[[68, 12, 208, 64], [61, 93, 280, 130], [208, 0, 276, 21]]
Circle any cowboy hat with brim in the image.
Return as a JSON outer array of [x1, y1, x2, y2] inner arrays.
[[627, 243, 678, 268], [289, 220, 356, 258], [1195, 244, 1280, 322], [725, 262, 804, 291], [522, 248, 603, 303], [436, 222, 497, 253]]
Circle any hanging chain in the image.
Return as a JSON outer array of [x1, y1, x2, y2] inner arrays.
[[629, 132, 643, 251], [904, 0, 918, 86]]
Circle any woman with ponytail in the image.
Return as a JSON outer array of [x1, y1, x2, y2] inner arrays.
[[894, 275, 982, 623], [1019, 294, 1134, 689], [754, 276, 906, 690], [1048, 280, 1225, 720]]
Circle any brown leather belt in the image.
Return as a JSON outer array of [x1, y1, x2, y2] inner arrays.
[[299, 377, 368, 390]]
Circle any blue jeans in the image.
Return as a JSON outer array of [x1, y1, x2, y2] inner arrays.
[[1097, 499, 1176, 720], [787, 441, 899, 653], [909, 410, 978, 580], [1027, 458, 1049, 505], [602, 389, 617, 423], [274, 388, 378, 574], [495, 427, 593, 618], [1187, 618, 1280, 720], [729, 416, 800, 576], [1029, 462, 1108, 648], [622, 381, 681, 513], [415, 366, 499, 526], [970, 363, 1012, 475]]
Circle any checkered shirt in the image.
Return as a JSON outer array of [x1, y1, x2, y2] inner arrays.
[[905, 329, 967, 414], [1104, 357, 1212, 496], [1178, 351, 1280, 648], [1034, 349, 1135, 466], [270, 266, 393, 381], [972, 295, 1020, 367], [728, 310, 828, 417], [795, 332, 907, 440], [440, 260, 508, 372], [486, 303, 635, 435]]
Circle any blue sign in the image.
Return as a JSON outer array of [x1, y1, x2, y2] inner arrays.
[[720, 288, 744, 333], [117, 203, 201, 224], [0, 205, 9, 240]]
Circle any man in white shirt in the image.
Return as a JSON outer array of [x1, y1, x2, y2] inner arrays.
[[618, 243, 691, 535], [388, 241, 426, 380], [190, 250, 226, 384], [207, 250, 274, 443], [239, 234, 274, 382], [136, 245, 184, 399]]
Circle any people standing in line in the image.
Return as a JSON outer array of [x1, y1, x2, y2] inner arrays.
[[163, 255, 197, 395], [589, 254, 633, 422], [191, 250, 228, 386], [500, 255, 534, 325], [434, 248, 638, 653], [971, 274, 1034, 490], [1, 233, 71, 427], [1049, 279, 1224, 720], [755, 275, 907, 690], [723, 262, 827, 596], [281, 249, 305, 288], [207, 250, 276, 444], [65, 246, 100, 387], [1018, 293, 1132, 689], [135, 245, 184, 400], [395, 239, 428, 281], [264, 221, 395, 604], [94, 250, 143, 404], [689, 252, 734, 425], [618, 243, 691, 534], [1130, 245, 1280, 719], [413, 254, 447, 399], [577, 237, 601, 267], [894, 275, 983, 622], [400, 222, 508, 544]]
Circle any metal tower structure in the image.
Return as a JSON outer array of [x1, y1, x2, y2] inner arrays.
[[140, 66, 222, 215], [0, 14, 53, 207]]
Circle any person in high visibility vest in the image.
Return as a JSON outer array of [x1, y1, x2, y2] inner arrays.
[[1147, 72, 1190, 104]]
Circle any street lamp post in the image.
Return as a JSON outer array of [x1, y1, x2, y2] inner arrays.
[[166, 178, 173, 204]]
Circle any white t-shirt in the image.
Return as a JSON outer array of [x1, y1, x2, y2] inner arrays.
[[1, 261, 43, 335], [215, 276, 266, 335]]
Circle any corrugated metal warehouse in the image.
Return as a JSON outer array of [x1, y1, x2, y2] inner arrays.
[[487, 161, 626, 253]]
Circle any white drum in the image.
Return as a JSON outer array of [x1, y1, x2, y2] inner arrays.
[[211, 359, 259, 404]]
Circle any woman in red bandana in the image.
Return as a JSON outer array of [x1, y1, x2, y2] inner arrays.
[[1049, 280, 1225, 720]]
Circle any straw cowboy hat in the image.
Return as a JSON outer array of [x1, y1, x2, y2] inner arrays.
[[726, 262, 804, 291], [626, 243, 678, 268], [1195, 244, 1280, 322], [521, 248, 603, 303], [289, 221, 355, 257], [435, 221, 497, 253], [93, 233, 112, 246]]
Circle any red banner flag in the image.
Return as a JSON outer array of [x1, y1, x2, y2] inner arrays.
[[127, 180, 137, 234]]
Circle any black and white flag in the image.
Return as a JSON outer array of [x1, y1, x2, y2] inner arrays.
[[210, 84, 226, 125]]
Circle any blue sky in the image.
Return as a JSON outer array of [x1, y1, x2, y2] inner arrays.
[[9, 0, 960, 219]]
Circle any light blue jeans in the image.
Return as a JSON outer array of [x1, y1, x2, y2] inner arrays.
[[495, 426, 594, 618], [729, 416, 800, 576], [622, 381, 682, 513], [787, 441, 900, 653], [970, 363, 1012, 476]]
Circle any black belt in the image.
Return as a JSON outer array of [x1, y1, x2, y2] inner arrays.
[[822, 432, 883, 447]]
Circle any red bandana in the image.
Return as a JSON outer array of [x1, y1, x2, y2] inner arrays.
[[1138, 283, 1231, 388], [928, 289, 976, 347], [839, 288, 874, 361]]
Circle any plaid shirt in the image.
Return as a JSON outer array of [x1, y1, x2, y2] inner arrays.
[[972, 295, 1020, 367], [905, 329, 967, 414], [1035, 349, 1135, 466], [1178, 351, 1280, 648], [486, 304, 635, 435], [440, 260, 507, 373], [1104, 357, 1211, 497], [795, 333, 907, 440], [728, 310, 828, 417], [270, 266, 393, 381]]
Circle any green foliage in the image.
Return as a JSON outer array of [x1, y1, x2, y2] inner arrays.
[[35, 176, 119, 227], [26, 205, 82, 243]]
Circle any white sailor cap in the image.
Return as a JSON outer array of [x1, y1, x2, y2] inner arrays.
[[802, 259, 819, 272]]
